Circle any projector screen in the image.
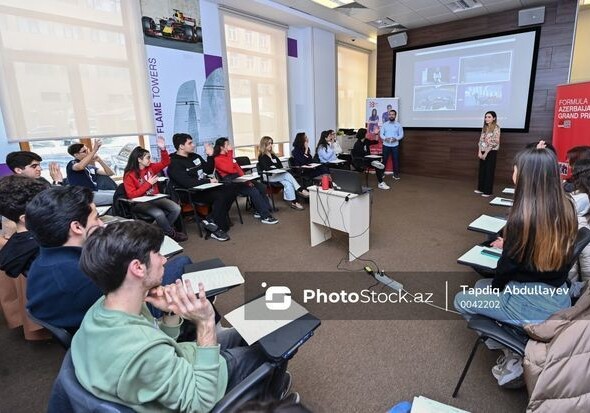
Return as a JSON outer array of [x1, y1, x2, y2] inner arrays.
[[394, 28, 540, 131]]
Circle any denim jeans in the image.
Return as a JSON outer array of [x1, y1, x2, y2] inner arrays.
[[454, 278, 570, 326], [382, 145, 400, 174], [268, 172, 301, 201]]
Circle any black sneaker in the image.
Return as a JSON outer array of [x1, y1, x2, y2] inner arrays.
[[392, 173, 400, 180], [210, 229, 230, 242], [261, 216, 278, 224], [253, 212, 262, 219], [280, 371, 292, 399], [201, 219, 218, 233]]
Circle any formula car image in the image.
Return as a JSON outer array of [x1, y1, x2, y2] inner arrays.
[[142, 9, 202, 43]]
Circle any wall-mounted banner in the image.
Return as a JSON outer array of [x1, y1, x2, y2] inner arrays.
[[552, 82, 590, 175]]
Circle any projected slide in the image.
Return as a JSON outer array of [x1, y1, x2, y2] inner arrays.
[[395, 30, 538, 129]]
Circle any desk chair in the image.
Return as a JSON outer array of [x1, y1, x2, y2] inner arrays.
[[26, 309, 72, 350], [173, 187, 210, 238], [111, 184, 155, 223], [452, 227, 590, 397], [256, 163, 283, 212], [48, 351, 287, 413], [213, 171, 244, 225]]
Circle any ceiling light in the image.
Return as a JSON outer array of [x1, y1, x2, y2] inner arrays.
[[309, 0, 355, 9]]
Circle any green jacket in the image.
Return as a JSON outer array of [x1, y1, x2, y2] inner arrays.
[[71, 297, 228, 412]]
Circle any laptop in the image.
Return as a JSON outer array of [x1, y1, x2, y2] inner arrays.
[[330, 169, 370, 194]]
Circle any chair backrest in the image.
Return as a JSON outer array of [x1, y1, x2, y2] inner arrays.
[[26, 309, 72, 349], [111, 184, 131, 218], [47, 350, 134, 413], [570, 227, 590, 268], [235, 156, 251, 166]]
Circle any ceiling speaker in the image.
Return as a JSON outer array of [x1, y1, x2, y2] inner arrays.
[[518, 6, 545, 27], [387, 32, 407, 49]]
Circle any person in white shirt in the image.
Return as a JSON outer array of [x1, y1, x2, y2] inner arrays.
[[379, 110, 404, 180]]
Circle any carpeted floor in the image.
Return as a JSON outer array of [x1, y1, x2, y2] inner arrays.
[[0, 174, 529, 413]]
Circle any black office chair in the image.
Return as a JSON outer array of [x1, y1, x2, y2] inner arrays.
[[213, 171, 244, 225], [26, 309, 72, 350], [256, 163, 283, 212], [452, 226, 590, 397], [171, 187, 212, 238], [111, 184, 155, 223], [48, 350, 281, 413]]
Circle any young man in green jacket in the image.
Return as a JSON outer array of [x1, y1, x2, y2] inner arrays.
[[71, 220, 293, 412]]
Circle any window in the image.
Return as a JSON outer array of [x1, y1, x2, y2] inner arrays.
[[337, 45, 369, 129], [223, 14, 289, 159]]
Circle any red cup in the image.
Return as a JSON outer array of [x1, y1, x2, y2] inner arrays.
[[321, 174, 331, 190]]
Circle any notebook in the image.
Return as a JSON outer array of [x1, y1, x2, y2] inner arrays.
[[224, 296, 309, 345], [457, 245, 502, 269], [182, 266, 245, 295], [468, 215, 507, 234], [502, 187, 515, 194], [233, 174, 259, 182]]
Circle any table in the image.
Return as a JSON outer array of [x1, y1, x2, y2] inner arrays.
[[308, 185, 370, 261]]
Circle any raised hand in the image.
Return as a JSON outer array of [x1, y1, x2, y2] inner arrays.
[[147, 175, 159, 185], [204, 143, 214, 156], [156, 136, 166, 150], [93, 139, 103, 153], [48, 162, 63, 183]]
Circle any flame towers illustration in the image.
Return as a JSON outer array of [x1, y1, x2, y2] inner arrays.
[[174, 80, 200, 140]]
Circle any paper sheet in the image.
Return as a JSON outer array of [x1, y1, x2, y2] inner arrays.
[[468, 215, 507, 234], [96, 206, 111, 216], [301, 163, 321, 168], [131, 193, 168, 203], [264, 169, 287, 174], [489, 197, 513, 207], [502, 187, 515, 194], [233, 174, 259, 182], [328, 159, 346, 164], [224, 296, 309, 345], [159, 235, 183, 257], [193, 182, 223, 190], [411, 396, 470, 413], [457, 245, 501, 269], [182, 266, 245, 293]]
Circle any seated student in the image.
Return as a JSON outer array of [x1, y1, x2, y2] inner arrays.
[[564, 145, 590, 192], [569, 159, 590, 282], [25, 186, 191, 331], [0, 176, 48, 277], [6, 151, 63, 184], [72, 220, 295, 412], [213, 138, 278, 225], [291, 132, 323, 178], [454, 147, 577, 388], [167, 133, 233, 241], [66, 140, 116, 206], [316, 130, 338, 164], [351, 128, 389, 190], [258, 136, 309, 210], [122, 137, 187, 242], [327, 129, 343, 156]]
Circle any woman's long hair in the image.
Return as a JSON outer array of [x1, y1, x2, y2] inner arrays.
[[213, 137, 229, 157], [573, 158, 590, 196], [504, 148, 577, 270], [293, 132, 307, 152], [123, 146, 150, 177], [482, 111, 498, 133], [258, 136, 275, 158], [316, 130, 330, 152], [356, 128, 367, 140]]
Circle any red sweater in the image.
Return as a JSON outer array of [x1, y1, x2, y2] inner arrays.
[[214, 150, 244, 178], [123, 149, 170, 199]]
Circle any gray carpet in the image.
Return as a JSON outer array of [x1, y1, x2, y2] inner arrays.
[[0, 174, 528, 412]]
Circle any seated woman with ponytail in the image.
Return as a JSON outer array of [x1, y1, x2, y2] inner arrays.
[[454, 147, 577, 388], [122, 137, 187, 242]]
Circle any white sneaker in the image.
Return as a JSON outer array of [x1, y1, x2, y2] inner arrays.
[[493, 351, 524, 387], [474, 190, 483, 194], [371, 160, 385, 169], [378, 182, 390, 190]]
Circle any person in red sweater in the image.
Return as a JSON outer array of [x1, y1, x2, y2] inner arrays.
[[123, 137, 187, 241], [213, 138, 278, 224]]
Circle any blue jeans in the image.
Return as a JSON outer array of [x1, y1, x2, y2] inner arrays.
[[268, 172, 301, 201], [454, 278, 570, 326], [150, 255, 192, 318], [382, 145, 400, 174]]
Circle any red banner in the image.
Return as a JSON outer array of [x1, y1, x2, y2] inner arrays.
[[552, 82, 590, 175]]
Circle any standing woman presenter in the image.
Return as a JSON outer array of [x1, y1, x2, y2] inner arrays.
[[475, 111, 500, 197]]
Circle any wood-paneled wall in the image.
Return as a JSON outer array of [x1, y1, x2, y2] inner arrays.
[[376, 0, 577, 184]]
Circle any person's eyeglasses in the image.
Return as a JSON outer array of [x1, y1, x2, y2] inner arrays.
[[26, 163, 41, 169]]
